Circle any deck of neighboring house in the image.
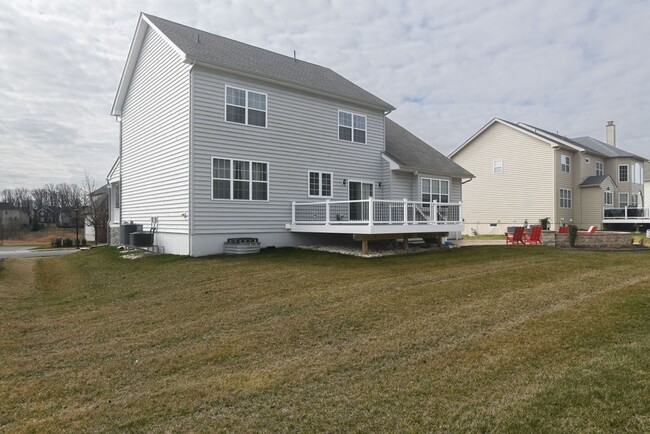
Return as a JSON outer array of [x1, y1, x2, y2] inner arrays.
[[602, 207, 650, 224]]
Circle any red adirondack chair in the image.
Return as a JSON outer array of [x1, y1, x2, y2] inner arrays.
[[505, 226, 526, 245], [525, 225, 543, 245], [558, 226, 569, 234]]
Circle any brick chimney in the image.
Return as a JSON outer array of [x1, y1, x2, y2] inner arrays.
[[606, 120, 616, 147]]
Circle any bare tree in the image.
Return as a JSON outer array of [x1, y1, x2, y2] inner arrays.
[[82, 172, 109, 245], [1, 189, 14, 204], [32, 188, 48, 210]]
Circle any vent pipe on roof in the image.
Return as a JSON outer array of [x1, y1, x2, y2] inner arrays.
[[293, 50, 296, 62], [606, 120, 616, 147], [196, 33, 200, 44]]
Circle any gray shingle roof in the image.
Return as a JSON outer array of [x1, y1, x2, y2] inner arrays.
[[0, 202, 19, 211], [384, 118, 474, 179], [144, 14, 395, 111], [580, 175, 610, 187], [570, 136, 645, 160]]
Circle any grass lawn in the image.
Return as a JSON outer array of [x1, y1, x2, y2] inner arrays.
[[0, 227, 83, 247], [1, 246, 649, 432]]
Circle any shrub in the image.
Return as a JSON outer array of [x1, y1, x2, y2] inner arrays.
[[63, 238, 73, 248], [81, 238, 87, 247], [568, 225, 578, 247], [31, 214, 40, 232], [51, 238, 62, 248]]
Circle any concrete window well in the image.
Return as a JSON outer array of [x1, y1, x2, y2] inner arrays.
[[541, 230, 637, 249]]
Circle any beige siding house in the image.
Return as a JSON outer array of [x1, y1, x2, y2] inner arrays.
[[450, 119, 647, 234]]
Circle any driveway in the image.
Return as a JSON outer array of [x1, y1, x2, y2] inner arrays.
[[0, 245, 81, 259]]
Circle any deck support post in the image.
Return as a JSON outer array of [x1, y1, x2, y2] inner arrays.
[[361, 240, 368, 255], [403, 236, 408, 251]]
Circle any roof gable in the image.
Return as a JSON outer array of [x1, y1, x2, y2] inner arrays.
[[384, 118, 473, 179], [113, 13, 395, 115]]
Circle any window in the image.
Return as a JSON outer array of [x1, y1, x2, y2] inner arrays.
[[619, 164, 629, 182], [595, 161, 604, 176], [114, 186, 120, 208], [559, 188, 572, 208], [308, 171, 333, 197], [338, 110, 366, 143], [632, 193, 640, 207], [421, 178, 450, 203], [560, 155, 571, 173], [212, 158, 268, 201], [619, 192, 629, 207], [493, 159, 503, 174], [225, 86, 267, 127], [603, 190, 613, 206], [633, 162, 642, 183]]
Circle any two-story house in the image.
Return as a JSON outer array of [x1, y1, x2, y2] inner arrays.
[[110, 14, 473, 256], [0, 203, 29, 228], [450, 118, 647, 234]]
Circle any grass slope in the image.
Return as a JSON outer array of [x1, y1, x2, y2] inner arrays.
[[1, 247, 649, 432]]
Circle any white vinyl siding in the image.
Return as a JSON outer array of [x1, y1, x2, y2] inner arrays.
[[120, 26, 191, 236], [308, 171, 333, 197], [619, 164, 629, 182], [596, 161, 604, 176], [212, 158, 268, 201], [559, 188, 572, 208], [225, 86, 267, 127], [560, 154, 571, 173], [338, 110, 366, 143]]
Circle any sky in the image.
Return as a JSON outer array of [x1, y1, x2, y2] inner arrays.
[[1, 0, 649, 189]]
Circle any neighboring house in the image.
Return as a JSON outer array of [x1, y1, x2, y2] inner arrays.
[[37, 206, 59, 225], [0, 203, 29, 227], [644, 162, 650, 210], [450, 119, 647, 234], [84, 186, 109, 243], [107, 158, 120, 245], [110, 13, 473, 256]]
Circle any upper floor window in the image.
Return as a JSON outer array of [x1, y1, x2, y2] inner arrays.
[[559, 188, 572, 208], [618, 164, 629, 182], [308, 171, 333, 197], [560, 155, 571, 173], [603, 189, 613, 206], [212, 158, 268, 201], [595, 161, 604, 176], [422, 178, 450, 203], [338, 111, 366, 143], [493, 159, 503, 174], [225, 86, 267, 127]]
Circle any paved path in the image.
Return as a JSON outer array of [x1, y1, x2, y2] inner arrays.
[[454, 239, 505, 247], [0, 245, 81, 259]]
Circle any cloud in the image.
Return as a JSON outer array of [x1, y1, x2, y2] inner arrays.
[[1, 0, 649, 189]]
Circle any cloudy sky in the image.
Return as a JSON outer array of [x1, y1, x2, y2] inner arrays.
[[1, 0, 649, 189]]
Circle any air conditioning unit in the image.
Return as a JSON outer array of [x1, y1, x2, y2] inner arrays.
[[130, 231, 154, 247], [121, 223, 142, 244]]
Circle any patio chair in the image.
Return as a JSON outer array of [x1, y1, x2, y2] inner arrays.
[[578, 226, 597, 235], [524, 225, 543, 245], [505, 226, 526, 245], [558, 226, 568, 234]]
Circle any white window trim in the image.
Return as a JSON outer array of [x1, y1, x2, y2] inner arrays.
[[618, 164, 629, 182], [595, 161, 604, 176], [307, 170, 334, 198], [603, 190, 613, 206], [619, 192, 629, 207], [224, 85, 268, 128], [337, 110, 367, 144], [560, 154, 571, 173], [493, 159, 503, 174], [421, 177, 450, 203], [559, 188, 572, 208], [211, 157, 270, 202]]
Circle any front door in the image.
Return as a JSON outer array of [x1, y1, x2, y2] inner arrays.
[[349, 181, 374, 221]]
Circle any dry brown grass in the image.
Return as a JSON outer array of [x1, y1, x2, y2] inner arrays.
[[1, 246, 649, 432], [1, 227, 82, 246]]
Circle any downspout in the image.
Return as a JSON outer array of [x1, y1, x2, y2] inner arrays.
[[117, 115, 123, 242], [552, 147, 557, 229], [188, 62, 195, 257]]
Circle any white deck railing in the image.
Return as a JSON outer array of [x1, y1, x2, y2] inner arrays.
[[292, 198, 462, 226], [603, 207, 650, 220]]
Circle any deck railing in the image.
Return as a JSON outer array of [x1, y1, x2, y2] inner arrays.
[[603, 207, 650, 220], [292, 198, 462, 226]]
